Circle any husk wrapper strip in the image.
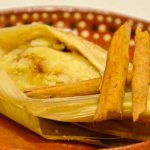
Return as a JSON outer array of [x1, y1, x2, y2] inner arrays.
[[132, 28, 150, 121], [94, 23, 131, 121], [25, 78, 101, 98]]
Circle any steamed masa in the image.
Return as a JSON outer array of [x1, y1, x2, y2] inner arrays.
[[0, 25, 102, 90]]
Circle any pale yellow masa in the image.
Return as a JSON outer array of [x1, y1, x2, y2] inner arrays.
[[0, 38, 100, 90]]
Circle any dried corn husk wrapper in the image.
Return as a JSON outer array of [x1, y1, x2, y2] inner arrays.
[[1, 67, 150, 143], [132, 28, 150, 121], [0, 24, 108, 145], [0, 24, 106, 74]]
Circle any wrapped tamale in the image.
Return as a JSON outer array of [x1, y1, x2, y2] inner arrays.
[[0, 24, 107, 91], [0, 24, 107, 144]]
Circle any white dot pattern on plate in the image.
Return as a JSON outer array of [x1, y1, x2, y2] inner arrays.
[[78, 21, 86, 29], [103, 34, 111, 42], [106, 16, 113, 23], [93, 33, 100, 40], [51, 13, 58, 20], [0, 11, 148, 47], [63, 12, 71, 19], [10, 14, 17, 22], [22, 13, 29, 20], [81, 30, 90, 38], [56, 21, 65, 28], [32, 13, 39, 20], [115, 18, 122, 25], [98, 24, 106, 32], [42, 12, 49, 19], [97, 15, 104, 22], [0, 16, 5, 22], [74, 12, 81, 20], [86, 13, 94, 21]]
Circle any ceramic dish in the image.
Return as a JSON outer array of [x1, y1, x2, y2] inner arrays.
[[0, 6, 150, 150]]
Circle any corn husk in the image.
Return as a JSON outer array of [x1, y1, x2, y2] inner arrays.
[[1, 69, 150, 143], [0, 69, 109, 146], [132, 28, 150, 121], [25, 77, 131, 99], [25, 91, 150, 123], [94, 22, 131, 121], [76, 120, 150, 141], [0, 24, 106, 74], [1, 68, 150, 123], [25, 78, 101, 98]]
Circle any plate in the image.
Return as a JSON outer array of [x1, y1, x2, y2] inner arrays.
[[0, 6, 150, 150]]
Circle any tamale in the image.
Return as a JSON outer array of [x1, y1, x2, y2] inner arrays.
[[0, 24, 107, 144], [0, 69, 106, 146]]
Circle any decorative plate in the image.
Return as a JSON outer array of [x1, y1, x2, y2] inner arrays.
[[0, 6, 150, 150]]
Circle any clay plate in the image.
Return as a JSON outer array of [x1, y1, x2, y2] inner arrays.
[[0, 6, 150, 150]]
